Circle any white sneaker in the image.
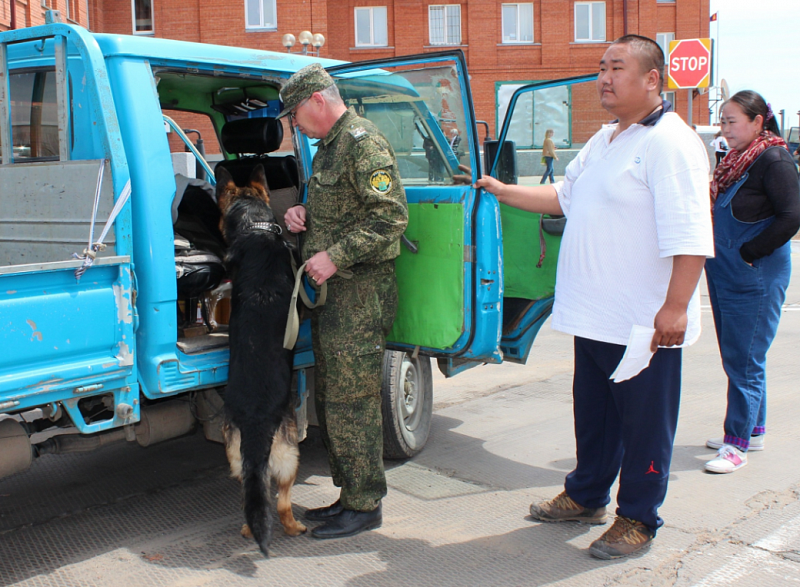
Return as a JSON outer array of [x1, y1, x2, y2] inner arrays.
[[705, 445, 748, 473], [706, 435, 764, 451]]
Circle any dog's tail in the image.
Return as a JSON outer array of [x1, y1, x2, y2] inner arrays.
[[240, 424, 277, 557]]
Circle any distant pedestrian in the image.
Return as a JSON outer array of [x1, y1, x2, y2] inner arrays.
[[476, 35, 712, 560], [710, 131, 729, 167], [540, 129, 559, 184], [704, 91, 800, 473]]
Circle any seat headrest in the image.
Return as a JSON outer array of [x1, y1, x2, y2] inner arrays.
[[221, 118, 284, 154]]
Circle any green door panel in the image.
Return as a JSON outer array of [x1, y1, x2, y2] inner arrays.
[[500, 204, 560, 300], [389, 202, 464, 348]]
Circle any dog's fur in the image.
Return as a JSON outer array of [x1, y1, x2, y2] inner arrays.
[[216, 164, 306, 556]]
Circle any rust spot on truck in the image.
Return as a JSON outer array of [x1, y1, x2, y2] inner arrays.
[[26, 319, 43, 342]]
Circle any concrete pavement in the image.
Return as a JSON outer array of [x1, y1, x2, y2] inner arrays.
[[1, 251, 799, 586]]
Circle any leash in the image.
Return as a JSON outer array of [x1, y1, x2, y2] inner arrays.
[[283, 255, 353, 350]]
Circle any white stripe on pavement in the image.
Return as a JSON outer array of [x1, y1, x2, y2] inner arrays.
[[690, 513, 800, 586]]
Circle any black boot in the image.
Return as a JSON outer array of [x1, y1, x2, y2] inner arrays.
[[311, 504, 382, 539], [304, 500, 344, 522]]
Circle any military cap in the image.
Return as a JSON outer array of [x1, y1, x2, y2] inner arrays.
[[277, 63, 335, 119]]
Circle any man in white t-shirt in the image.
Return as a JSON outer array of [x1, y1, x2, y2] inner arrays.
[[476, 35, 713, 560]]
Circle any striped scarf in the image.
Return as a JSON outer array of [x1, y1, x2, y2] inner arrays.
[[710, 130, 788, 204]]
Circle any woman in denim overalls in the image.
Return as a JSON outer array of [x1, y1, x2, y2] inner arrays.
[[704, 91, 800, 473]]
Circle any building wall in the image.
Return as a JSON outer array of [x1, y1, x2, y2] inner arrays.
[[326, 0, 710, 139], [2, 0, 710, 147], [1, 0, 89, 31]]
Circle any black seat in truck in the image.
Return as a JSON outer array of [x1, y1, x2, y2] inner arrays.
[[214, 118, 300, 245]]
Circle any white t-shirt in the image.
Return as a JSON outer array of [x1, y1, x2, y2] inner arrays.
[[552, 111, 714, 347]]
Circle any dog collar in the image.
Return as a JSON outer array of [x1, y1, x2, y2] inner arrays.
[[246, 222, 282, 236]]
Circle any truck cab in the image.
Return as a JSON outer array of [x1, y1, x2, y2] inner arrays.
[[0, 20, 589, 479]]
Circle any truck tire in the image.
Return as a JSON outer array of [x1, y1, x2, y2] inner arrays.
[[381, 350, 433, 459]]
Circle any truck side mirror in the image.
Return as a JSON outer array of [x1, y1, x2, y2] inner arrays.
[[483, 140, 518, 185]]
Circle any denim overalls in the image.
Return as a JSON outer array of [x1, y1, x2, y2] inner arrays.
[[704, 151, 792, 452]]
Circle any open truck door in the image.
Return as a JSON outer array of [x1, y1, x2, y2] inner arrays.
[[489, 75, 597, 364], [326, 52, 504, 377], [0, 24, 138, 433]]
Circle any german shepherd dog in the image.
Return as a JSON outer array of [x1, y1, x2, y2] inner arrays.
[[216, 164, 306, 556]]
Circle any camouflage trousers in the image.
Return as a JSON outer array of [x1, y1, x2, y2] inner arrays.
[[311, 263, 398, 512]]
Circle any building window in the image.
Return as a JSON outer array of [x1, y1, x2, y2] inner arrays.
[[656, 32, 674, 62], [502, 3, 533, 44], [355, 7, 388, 47], [133, 0, 154, 34], [574, 2, 605, 42], [429, 5, 461, 46], [662, 91, 675, 106], [65, 0, 77, 21], [245, 0, 277, 30]]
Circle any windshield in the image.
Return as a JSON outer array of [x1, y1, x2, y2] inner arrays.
[[334, 60, 472, 186]]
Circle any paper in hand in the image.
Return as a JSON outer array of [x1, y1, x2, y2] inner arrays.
[[609, 325, 656, 383]]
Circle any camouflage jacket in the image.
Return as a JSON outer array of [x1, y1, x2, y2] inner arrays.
[[302, 108, 409, 271]]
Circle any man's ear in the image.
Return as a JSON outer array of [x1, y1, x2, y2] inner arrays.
[[646, 69, 661, 93]]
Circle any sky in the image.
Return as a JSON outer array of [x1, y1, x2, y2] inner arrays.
[[707, 0, 799, 132]]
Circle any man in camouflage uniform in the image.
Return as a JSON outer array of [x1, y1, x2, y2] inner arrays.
[[280, 63, 408, 539]]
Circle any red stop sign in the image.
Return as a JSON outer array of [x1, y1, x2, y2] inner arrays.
[[667, 39, 711, 90]]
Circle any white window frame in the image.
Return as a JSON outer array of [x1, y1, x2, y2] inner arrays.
[[132, 0, 154, 35], [354, 6, 389, 47], [501, 3, 534, 44], [428, 4, 461, 46], [656, 32, 675, 63], [245, 0, 277, 30], [574, 1, 606, 43]]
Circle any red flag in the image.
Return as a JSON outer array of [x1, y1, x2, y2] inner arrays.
[[710, 12, 718, 22]]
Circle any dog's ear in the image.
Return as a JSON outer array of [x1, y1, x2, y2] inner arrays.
[[215, 166, 237, 216], [215, 166, 235, 196], [248, 165, 270, 202]]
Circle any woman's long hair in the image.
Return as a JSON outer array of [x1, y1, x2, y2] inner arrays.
[[724, 90, 781, 136]]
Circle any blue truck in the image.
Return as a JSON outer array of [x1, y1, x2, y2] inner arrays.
[[0, 16, 593, 481]]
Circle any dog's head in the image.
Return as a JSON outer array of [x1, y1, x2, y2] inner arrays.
[[216, 165, 275, 241], [216, 164, 271, 216]]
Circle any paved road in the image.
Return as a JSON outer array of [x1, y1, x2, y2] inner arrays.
[[1, 250, 799, 586]]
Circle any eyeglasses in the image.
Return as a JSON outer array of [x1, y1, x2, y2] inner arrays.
[[289, 97, 310, 121]]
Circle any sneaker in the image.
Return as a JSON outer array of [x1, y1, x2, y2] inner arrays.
[[705, 445, 748, 473], [529, 491, 607, 524], [706, 435, 764, 451], [589, 516, 655, 559]]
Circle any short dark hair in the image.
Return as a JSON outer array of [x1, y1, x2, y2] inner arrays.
[[724, 90, 781, 136], [611, 35, 665, 93]]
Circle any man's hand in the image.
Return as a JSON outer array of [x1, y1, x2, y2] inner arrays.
[[650, 255, 706, 352], [305, 251, 337, 285], [651, 302, 688, 352], [285, 205, 307, 233], [474, 176, 507, 200], [452, 163, 473, 185]]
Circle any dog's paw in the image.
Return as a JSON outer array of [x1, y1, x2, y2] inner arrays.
[[241, 523, 253, 539], [284, 522, 307, 536]]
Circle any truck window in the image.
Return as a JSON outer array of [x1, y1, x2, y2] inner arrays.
[[6, 70, 61, 161], [335, 62, 472, 186]]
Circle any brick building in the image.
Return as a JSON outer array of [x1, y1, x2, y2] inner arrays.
[[2, 0, 710, 146]]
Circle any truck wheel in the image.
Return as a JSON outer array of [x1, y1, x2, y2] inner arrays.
[[381, 350, 433, 459]]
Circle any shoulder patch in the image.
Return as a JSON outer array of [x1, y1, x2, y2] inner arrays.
[[370, 169, 392, 194], [349, 127, 368, 141]]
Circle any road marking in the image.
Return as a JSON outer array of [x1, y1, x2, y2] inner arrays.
[[690, 512, 800, 586]]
